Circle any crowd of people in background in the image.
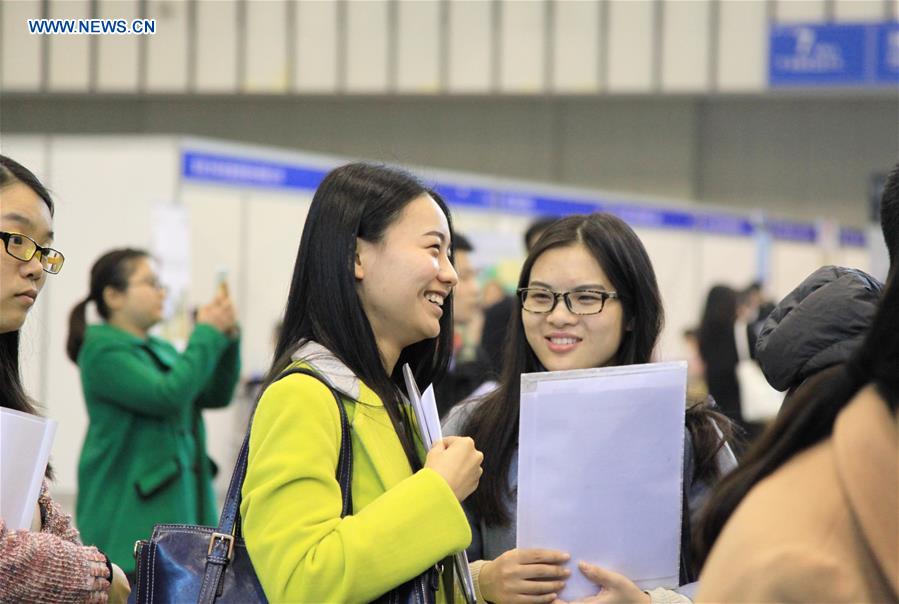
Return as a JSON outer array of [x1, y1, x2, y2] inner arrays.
[[1, 152, 896, 603]]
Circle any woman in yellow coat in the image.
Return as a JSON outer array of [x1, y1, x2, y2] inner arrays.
[[241, 163, 484, 603]]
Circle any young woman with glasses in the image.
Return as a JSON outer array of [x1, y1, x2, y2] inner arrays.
[[0, 155, 130, 602], [443, 213, 737, 604], [239, 163, 484, 602], [65, 248, 241, 581]]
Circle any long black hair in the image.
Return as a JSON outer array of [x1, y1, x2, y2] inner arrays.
[[694, 269, 899, 568], [0, 156, 54, 417], [262, 162, 456, 471], [66, 248, 149, 362], [698, 285, 739, 369], [461, 213, 732, 526]]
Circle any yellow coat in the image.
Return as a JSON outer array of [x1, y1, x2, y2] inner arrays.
[[241, 351, 471, 603]]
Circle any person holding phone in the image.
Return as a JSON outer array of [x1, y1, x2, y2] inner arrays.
[[67, 249, 241, 578]]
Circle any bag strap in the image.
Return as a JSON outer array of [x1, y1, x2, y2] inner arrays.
[[679, 433, 697, 586], [198, 367, 353, 603]]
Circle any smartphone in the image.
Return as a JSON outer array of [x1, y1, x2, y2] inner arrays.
[[216, 267, 230, 298]]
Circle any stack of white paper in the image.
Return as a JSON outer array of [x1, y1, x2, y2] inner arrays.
[[1, 407, 58, 530], [402, 364, 477, 604], [517, 362, 687, 600]]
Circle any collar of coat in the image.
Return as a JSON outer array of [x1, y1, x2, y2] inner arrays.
[[290, 340, 382, 407], [833, 384, 898, 598]]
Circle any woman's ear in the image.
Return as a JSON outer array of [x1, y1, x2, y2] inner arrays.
[[103, 285, 124, 312], [626, 316, 635, 332], [354, 238, 365, 281]]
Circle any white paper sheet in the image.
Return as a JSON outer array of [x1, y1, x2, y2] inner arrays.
[[517, 362, 687, 600], [0, 407, 58, 530], [402, 364, 477, 603]]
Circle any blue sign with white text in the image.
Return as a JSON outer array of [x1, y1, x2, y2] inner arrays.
[[876, 22, 899, 82], [770, 23, 868, 85], [770, 22, 899, 86]]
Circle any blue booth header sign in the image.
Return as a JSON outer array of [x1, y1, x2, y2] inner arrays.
[[182, 150, 865, 247], [770, 21, 899, 86]]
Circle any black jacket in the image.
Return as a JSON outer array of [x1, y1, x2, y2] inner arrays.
[[756, 266, 883, 393]]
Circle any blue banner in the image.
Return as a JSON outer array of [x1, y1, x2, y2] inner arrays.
[[182, 151, 327, 191], [770, 22, 899, 87], [182, 149, 859, 245], [840, 227, 867, 247], [876, 22, 899, 82]]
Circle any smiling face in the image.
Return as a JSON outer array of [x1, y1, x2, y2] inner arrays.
[[522, 243, 625, 372], [0, 182, 53, 334], [355, 193, 459, 369]]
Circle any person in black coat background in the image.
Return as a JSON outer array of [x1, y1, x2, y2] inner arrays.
[[699, 285, 742, 427]]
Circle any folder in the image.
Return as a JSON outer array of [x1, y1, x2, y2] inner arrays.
[[517, 361, 688, 600], [402, 364, 477, 604], [1, 407, 58, 530]]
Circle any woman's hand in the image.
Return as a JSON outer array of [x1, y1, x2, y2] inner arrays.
[[424, 436, 483, 501], [30, 502, 42, 532], [197, 292, 238, 335], [479, 548, 571, 604], [551, 562, 649, 604], [107, 563, 131, 604]]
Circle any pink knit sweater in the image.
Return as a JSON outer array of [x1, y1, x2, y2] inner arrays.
[[0, 480, 110, 603]]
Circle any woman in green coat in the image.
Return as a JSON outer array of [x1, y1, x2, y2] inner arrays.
[[67, 249, 241, 577]]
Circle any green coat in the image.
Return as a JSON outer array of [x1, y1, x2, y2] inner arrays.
[[75, 323, 241, 573]]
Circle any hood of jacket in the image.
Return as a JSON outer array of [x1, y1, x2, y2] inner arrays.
[[756, 266, 883, 392]]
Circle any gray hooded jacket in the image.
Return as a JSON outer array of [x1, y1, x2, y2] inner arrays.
[[756, 266, 883, 392]]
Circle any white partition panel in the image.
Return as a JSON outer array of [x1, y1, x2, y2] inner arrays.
[[452, 209, 530, 269], [696, 235, 758, 300], [244, 0, 288, 93], [661, 0, 711, 92], [97, 0, 141, 92], [551, 0, 601, 93], [607, 0, 655, 92], [195, 0, 238, 92], [774, 0, 827, 22], [242, 195, 311, 377], [396, 0, 442, 93], [294, 0, 339, 93], [769, 241, 825, 301], [183, 188, 246, 497], [47, 0, 91, 92], [833, 0, 888, 21], [447, 0, 494, 93], [838, 247, 872, 273], [145, 0, 189, 92], [717, 0, 768, 92], [345, 0, 390, 93], [637, 229, 702, 361], [2, 0, 44, 92], [500, 0, 546, 93]]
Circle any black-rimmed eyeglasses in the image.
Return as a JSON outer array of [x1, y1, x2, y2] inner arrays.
[[518, 287, 619, 315], [0, 231, 65, 274]]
